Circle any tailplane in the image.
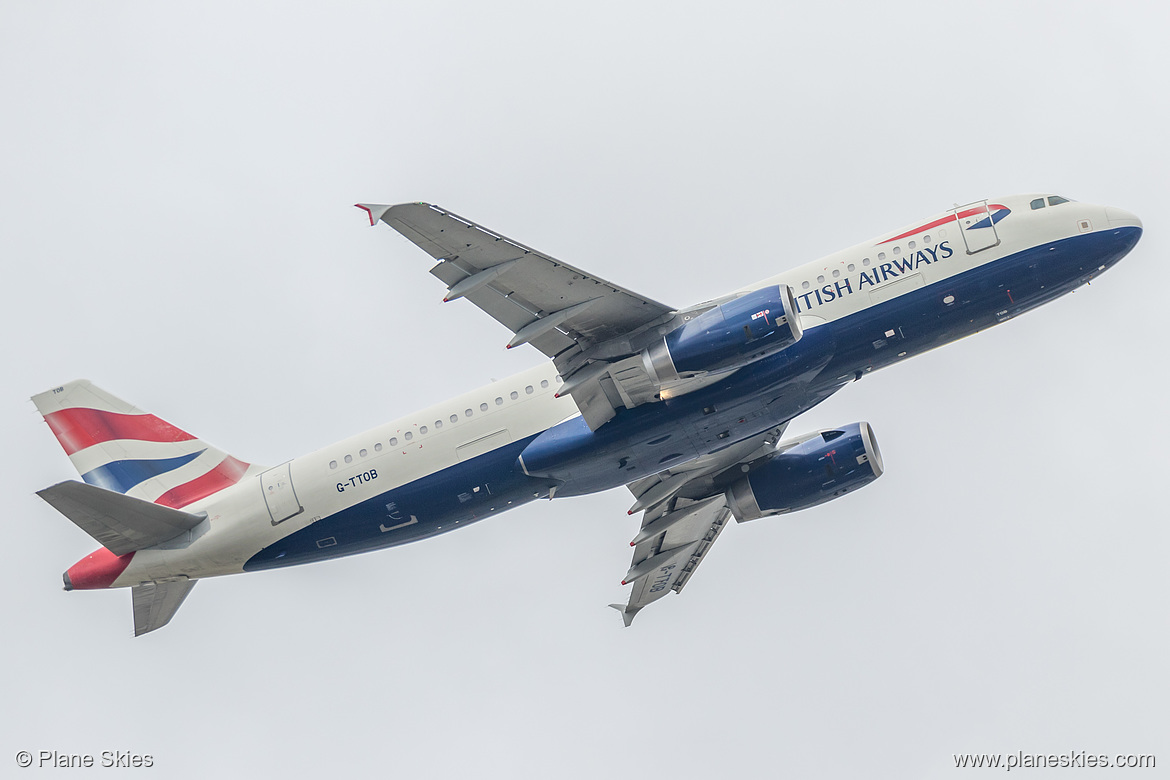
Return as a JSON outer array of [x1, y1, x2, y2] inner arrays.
[[38, 481, 207, 557], [32, 380, 259, 509]]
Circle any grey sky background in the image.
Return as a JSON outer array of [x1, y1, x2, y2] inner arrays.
[[2, 2, 1167, 778]]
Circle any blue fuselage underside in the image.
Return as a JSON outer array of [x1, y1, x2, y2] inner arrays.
[[243, 226, 1140, 572]]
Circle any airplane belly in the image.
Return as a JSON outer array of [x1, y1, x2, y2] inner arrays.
[[519, 326, 839, 496], [242, 436, 556, 571]]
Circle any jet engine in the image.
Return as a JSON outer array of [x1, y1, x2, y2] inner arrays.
[[726, 422, 884, 522], [642, 284, 802, 384]]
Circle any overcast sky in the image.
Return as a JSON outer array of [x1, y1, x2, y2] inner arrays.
[[2, 2, 1167, 778]]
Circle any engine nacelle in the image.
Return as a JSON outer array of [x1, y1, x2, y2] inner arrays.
[[642, 285, 802, 384], [726, 422, 884, 522]]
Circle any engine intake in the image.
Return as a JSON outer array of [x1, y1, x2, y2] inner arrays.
[[643, 284, 802, 384], [726, 422, 884, 522]]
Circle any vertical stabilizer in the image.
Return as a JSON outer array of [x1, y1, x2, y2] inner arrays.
[[132, 579, 197, 636], [32, 380, 260, 509]]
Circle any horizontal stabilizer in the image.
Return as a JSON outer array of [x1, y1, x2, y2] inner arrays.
[[132, 579, 196, 636], [38, 481, 206, 556]]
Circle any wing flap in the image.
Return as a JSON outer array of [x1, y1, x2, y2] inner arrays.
[[615, 497, 732, 625], [38, 481, 206, 556]]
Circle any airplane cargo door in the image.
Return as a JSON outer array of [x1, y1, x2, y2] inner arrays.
[[261, 463, 302, 525], [953, 200, 1000, 254]]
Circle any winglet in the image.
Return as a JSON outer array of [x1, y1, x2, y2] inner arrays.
[[608, 603, 641, 627], [355, 203, 392, 227]]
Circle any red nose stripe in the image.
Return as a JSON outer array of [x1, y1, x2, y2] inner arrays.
[[877, 205, 1008, 245]]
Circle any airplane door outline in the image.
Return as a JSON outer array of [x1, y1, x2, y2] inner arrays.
[[953, 199, 1001, 255], [261, 462, 303, 525]]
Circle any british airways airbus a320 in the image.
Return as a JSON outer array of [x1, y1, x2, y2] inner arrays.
[[34, 195, 1142, 635]]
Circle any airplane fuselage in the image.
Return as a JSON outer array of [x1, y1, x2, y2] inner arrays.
[[66, 194, 1143, 591]]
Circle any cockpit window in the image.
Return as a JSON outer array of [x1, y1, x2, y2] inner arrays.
[[1048, 196, 1070, 206], [1030, 198, 1045, 210]]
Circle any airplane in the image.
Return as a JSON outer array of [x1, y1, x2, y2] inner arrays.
[[33, 194, 1142, 635]]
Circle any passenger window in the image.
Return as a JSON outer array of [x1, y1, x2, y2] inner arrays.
[[525, 385, 533, 394], [329, 460, 337, 469], [801, 280, 810, 290], [923, 234, 931, 243], [434, 420, 442, 429], [390, 437, 398, 446], [495, 397, 503, 406], [540, 379, 549, 389], [816, 275, 824, 284], [420, 425, 428, 434], [404, 432, 413, 441], [832, 269, 840, 278], [510, 391, 519, 400], [1031, 198, 1046, 210], [465, 409, 473, 417], [878, 252, 886, 261], [375, 443, 383, 452], [451, 414, 458, 423], [892, 246, 901, 255], [344, 454, 353, 464], [908, 240, 916, 250], [359, 448, 367, 457], [847, 263, 855, 272], [862, 257, 871, 266], [1048, 196, 1070, 206], [481, 402, 489, 411]]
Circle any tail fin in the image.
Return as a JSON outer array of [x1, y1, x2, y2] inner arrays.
[[133, 579, 197, 636], [32, 380, 259, 509]]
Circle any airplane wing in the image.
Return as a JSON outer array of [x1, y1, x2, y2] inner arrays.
[[360, 202, 683, 428], [610, 425, 790, 626]]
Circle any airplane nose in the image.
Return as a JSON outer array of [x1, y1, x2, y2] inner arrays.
[[1105, 207, 1142, 228]]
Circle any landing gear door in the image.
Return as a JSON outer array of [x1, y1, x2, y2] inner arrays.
[[261, 462, 303, 525], [953, 200, 1001, 254]]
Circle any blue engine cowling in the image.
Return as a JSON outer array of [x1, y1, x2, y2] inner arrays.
[[726, 422, 884, 522], [642, 284, 802, 383]]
